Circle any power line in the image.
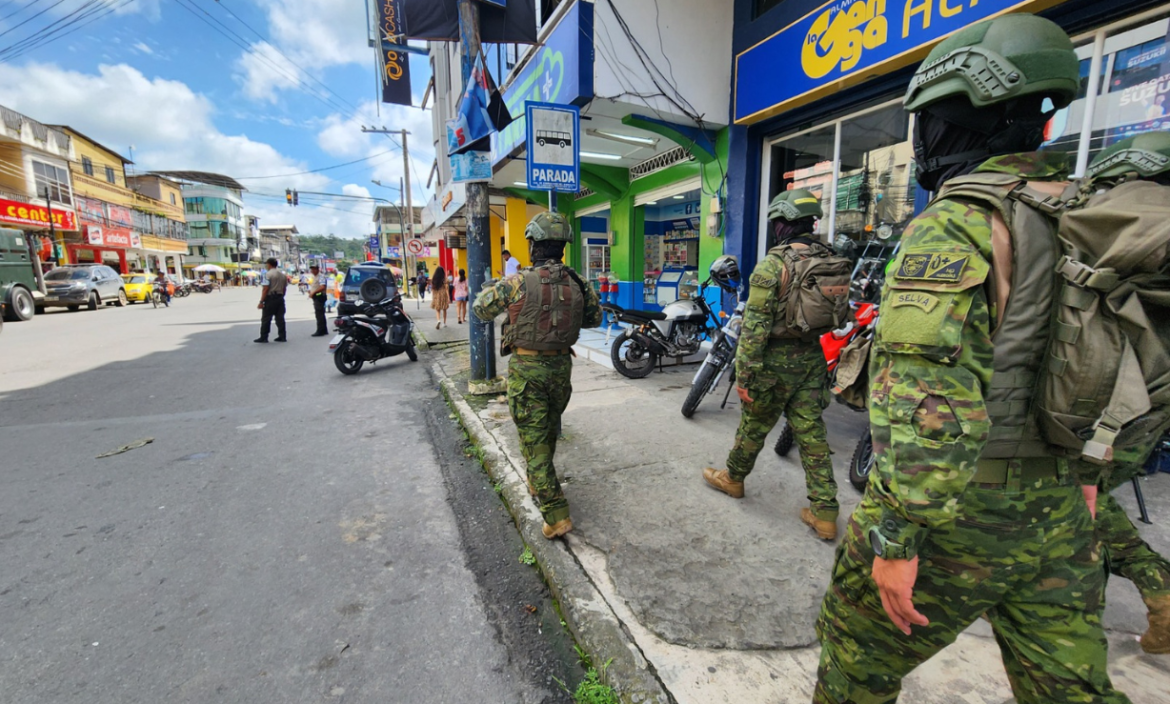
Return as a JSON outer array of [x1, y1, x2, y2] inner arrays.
[[0, 0, 129, 61], [0, 0, 69, 41], [233, 149, 398, 180]]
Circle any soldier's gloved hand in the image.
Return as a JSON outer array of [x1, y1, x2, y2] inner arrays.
[[736, 386, 753, 404], [872, 556, 930, 636]]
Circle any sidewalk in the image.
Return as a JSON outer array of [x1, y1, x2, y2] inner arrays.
[[433, 346, 1170, 704]]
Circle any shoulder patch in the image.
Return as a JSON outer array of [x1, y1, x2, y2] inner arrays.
[[750, 272, 777, 288], [896, 253, 968, 282]]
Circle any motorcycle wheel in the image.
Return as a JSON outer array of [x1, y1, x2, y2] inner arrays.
[[849, 431, 873, 493], [611, 333, 657, 379], [682, 361, 719, 418], [334, 344, 364, 375], [406, 341, 418, 362], [774, 421, 795, 457]]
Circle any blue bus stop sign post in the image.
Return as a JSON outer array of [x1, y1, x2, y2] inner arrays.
[[526, 101, 580, 212]]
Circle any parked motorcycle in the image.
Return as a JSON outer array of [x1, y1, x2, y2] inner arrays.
[[173, 282, 192, 298], [602, 282, 721, 379], [679, 255, 744, 416], [191, 280, 215, 294], [329, 278, 417, 375], [774, 302, 878, 492]]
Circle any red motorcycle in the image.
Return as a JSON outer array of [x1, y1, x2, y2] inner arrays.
[[774, 302, 877, 492]]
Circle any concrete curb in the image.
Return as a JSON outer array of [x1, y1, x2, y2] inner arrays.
[[435, 363, 673, 704]]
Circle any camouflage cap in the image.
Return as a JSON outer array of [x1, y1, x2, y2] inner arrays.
[[904, 14, 1078, 113], [1086, 131, 1170, 181], [767, 189, 823, 222], [525, 212, 573, 242]]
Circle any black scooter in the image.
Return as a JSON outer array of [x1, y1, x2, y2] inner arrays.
[[329, 278, 417, 375]]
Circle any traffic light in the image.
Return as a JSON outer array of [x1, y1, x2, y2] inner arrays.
[[285, 188, 292, 206], [292, 190, 299, 206]]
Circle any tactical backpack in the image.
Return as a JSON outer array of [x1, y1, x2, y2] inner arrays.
[[501, 263, 586, 355], [768, 242, 853, 340], [1038, 178, 1170, 466], [936, 173, 1170, 467]]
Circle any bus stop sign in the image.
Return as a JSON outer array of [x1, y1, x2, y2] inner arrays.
[[525, 101, 580, 193]]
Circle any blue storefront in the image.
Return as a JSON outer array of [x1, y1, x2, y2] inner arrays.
[[724, 0, 1170, 276]]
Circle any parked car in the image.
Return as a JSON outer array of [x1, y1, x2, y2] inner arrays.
[[42, 264, 127, 311], [339, 263, 399, 303], [0, 226, 42, 321], [120, 273, 154, 303]]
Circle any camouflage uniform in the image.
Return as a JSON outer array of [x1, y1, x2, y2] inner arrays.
[[815, 153, 1131, 704], [472, 263, 602, 526], [728, 255, 836, 519]]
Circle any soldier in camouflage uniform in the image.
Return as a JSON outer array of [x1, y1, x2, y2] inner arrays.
[[703, 188, 839, 541], [815, 15, 1133, 703], [1083, 132, 1170, 655], [473, 212, 602, 539]]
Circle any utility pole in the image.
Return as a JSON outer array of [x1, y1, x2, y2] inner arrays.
[[458, 0, 496, 386], [362, 127, 416, 295]]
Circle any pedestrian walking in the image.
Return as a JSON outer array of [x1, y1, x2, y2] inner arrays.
[[430, 266, 450, 329], [308, 263, 328, 337], [814, 15, 1132, 704], [417, 269, 429, 301], [702, 187, 845, 541], [254, 257, 287, 344], [473, 213, 602, 540], [501, 249, 520, 278], [453, 269, 469, 324]]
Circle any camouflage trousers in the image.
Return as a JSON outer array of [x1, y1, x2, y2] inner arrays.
[[816, 477, 1131, 704], [507, 354, 573, 525], [727, 342, 837, 517], [1099, 490, 1170, 599]]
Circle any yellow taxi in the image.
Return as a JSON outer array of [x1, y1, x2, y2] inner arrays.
[[121, 273, 154, 303]]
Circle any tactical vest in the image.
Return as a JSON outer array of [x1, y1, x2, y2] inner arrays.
[[934, 173, 1069, 459], [503, 263, 585, 351]]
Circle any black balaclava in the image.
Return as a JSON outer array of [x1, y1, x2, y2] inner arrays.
[[529, 240, 565, 264], [769, 216, 816, 249], [914, 95, 1054, 192]]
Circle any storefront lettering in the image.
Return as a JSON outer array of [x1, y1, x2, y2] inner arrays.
[[0, 198, 77, 230], [803, 0, 889, 79], [1119, 73, 1170, 107], [529, 167, 577, 187], [902, 0, 979, 39]]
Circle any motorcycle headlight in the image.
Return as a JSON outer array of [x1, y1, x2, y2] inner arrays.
[[726, 318, 743, 336]]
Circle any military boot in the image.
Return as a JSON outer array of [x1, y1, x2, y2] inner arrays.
[[1141, 594, 1170, 654], [801, 507, 838, 541], [542, 518, 573, 540], [703, 468, 744, 498]]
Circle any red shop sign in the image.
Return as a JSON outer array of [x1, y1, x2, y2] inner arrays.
[[0, 197, 77, 231], [85, 224, 133, 248]]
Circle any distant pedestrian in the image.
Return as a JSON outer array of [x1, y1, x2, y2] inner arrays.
[[502, 249, 520, 278], [417, 270, 429, 300], [453, 269, 469, 324], [430, 266, 450, 329], [255, 257, 287, 343], [309, 263, 328, 337], [154, 270, 170, 307]]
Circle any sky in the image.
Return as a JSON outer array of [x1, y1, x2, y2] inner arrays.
[[0, 0, 435, 239]]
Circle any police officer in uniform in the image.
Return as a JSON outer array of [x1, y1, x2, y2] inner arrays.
[[473, 212, 602, 539], [815, 15, 1131, 703], [702, 188, 839, 540], [255, 257, 287, 343], [309, 263, 329, 337]]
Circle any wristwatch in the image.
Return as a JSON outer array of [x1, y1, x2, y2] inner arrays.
[[868, 525, 914, 561]]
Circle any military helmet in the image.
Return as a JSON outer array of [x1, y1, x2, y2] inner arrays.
[[525, 212, 573, 242], [903, 14, 1079, 113], [1086, 132, 1170, 181], [767, 189, 823, 222]]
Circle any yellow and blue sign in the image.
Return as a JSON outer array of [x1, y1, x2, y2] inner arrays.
[[491, 0, 593, 165], [734, 0, 1066, 124]]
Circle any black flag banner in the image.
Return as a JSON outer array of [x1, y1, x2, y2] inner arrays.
[[400, 0, 537, 44], [376, 0, 412, 106]]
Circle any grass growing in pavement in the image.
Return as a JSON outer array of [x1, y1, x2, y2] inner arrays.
[[518, 546, 536, 565], [573, 666, 619, 704]]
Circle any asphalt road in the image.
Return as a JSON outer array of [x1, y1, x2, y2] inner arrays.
[[0, 288, 579, 704]]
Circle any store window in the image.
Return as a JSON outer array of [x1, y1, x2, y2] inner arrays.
[[33, 160, 72, 205], [760, 101, 920, 265], [577, 208, 611, 295], [638, 186, 702, 307]]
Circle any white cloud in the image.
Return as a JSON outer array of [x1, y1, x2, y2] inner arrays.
[[131, 41, 154, 56], [236, 0, 369, 102], [0, 61, 379, 238]]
